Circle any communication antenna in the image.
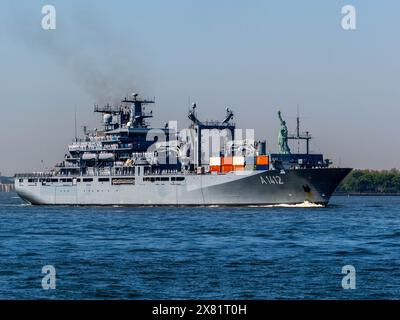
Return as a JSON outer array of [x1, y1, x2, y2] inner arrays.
[[74, 106, 78, 142], [287, 104, 312, 154], [297, 104, 300, 153], [82, 125, 88, 136]]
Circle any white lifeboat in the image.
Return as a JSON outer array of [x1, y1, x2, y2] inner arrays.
[[82, 153, 97, 161], [98, 153, 115, 161]]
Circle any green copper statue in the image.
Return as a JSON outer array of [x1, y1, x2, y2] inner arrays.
[[278, 110, 291, 154]]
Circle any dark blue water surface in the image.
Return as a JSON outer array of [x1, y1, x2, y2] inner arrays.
[[0, 192, 399, 299]]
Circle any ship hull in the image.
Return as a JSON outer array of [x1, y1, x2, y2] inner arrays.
[[15, 168, 351, 206]]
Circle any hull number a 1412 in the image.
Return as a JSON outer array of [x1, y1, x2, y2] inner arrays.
[[260, 175, 283, 185]]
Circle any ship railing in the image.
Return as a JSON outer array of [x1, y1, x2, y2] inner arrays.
[[68, 143, 133, 152], [94, 105, 121, 113], [56, 164, 80, 168], [15, 167, 194, 179], [15, 173, 55, 178], [202, 120, 236, 127]]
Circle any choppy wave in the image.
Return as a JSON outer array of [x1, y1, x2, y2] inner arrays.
[[0, 203, 31, 207], [248, 201, 324, 208], [0, 195, 400, 299]]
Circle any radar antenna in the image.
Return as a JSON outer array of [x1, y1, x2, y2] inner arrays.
[[287, 106, 312, 154]]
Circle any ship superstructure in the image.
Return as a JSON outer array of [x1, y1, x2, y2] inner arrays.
[[15, 93, 351, 206]]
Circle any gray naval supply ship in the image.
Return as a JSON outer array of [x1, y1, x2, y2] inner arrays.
[[15, 93, 351, 206]]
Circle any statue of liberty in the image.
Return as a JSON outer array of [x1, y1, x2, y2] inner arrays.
[[278, 110, 291, 154]]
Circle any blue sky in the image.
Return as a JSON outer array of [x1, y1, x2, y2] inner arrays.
[[0, 0, 399, 175]]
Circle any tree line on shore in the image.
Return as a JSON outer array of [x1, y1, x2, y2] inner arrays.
[[337, 169, 400, 194]]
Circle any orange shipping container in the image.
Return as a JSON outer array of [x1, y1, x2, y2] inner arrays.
[[233, 165, 245, 171], [222, 165, 234, 172], [222, 157, 233, 165], [210, 165, 221, 172], [256, 155, 269, 165]]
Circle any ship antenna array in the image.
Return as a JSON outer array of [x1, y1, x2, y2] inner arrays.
[[287, 105, 312, 154], [74, 106, 78, 142], [296, 104, 300, 153]]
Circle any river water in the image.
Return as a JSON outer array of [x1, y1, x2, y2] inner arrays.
[[0, 192, 399, 299]]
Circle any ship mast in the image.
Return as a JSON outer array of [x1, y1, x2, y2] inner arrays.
[[287, 106, 312, 154], [94, 93, 155, 130], [122, 93, 155, 128]]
